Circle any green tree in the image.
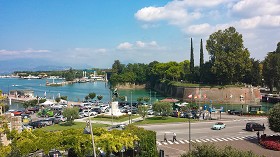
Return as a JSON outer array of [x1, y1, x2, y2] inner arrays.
[[190, 38, 194, 76], [97, 95, 103, 101], [88, 92, 96, 101], [143, 97, 150, 104], [62, 107, 79, 125], [206, 27, 252, 84], [263, 42, 280, 92], [60, 95, 68, 100], [181, 143, 261, 157], [138, 105, 149, 120], [137, 97, 143, 104], [85, 95, 89, 101], [268, 103, 280, 133], [112, 60, 125, 74], [152, 101, 172, 118], [199, 39, 204, 82], [244, 59, 262, 86], [64, 68, 75, 81], [55, 97, 61, 103]]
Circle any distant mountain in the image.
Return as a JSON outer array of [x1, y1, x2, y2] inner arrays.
[[0, 59, 68, 74]]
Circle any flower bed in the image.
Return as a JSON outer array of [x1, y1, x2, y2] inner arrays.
[[260, 135, 280, 151]]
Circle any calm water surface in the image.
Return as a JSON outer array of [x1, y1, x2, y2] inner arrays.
[[0, 78, 163, 103]]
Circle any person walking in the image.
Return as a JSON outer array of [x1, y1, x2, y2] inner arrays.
[[164, 133, 167, 142], [173, 132, 177, 142]]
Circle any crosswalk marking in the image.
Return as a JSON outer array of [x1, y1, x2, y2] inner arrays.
[[220, 138, 228, 141], [179, 140, 185, 144], [231, 137, 239, 140], [216, 138, 223, 141], [235, 137, 244, 140], [157, 136, 259, 146], [200, 139, 208, 142], [226, 137, 234, 141], [156, 141, 162, 146], [184, 140, 189, 143]]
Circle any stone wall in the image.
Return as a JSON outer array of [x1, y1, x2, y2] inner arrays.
[[116, 83, 146, 89], [155, 83, 261, 104]]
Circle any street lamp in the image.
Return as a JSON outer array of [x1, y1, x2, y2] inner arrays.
[[84, 109, 97, 157], [130, 91, 132, 124], [188, 111, 191, 151]]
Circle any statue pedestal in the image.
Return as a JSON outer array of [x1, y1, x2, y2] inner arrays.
[[105, 101, 123, 116]]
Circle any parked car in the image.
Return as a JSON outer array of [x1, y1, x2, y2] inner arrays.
[[212, 122, 226, 130], [83, 110, 97, 116], [147, 110, 154, 115], [27, 107, 39, 113], [29, 121, 47, 129], [55, 115, 66, 122], [22, 124, 32, 131], [11, 110, 23, 116], [228, 110, 242, 115], [78, 112, 85, 118], [91, 108, 102, 114], [108, 124, 127, 131], [245, 122, 265, 131]]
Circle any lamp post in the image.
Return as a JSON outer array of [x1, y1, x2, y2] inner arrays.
[[130, 91, 132, 124], [84, 108, 97, 157], [188, 106, 191, 151]]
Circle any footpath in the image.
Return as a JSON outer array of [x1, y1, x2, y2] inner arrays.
[[74, 116, 144, 126]]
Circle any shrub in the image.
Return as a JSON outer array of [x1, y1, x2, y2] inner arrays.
[[260, 135, 280, 151]]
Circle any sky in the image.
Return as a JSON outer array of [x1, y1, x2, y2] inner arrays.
[[0, 0, 280, 72]]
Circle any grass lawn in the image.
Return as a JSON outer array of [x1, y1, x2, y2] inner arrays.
[[39, 122, 109, 131], [92, 115, 140, 122], [133, 116, 197, 125]]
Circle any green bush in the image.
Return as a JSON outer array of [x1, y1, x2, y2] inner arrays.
[[126, 125, 157, 157]]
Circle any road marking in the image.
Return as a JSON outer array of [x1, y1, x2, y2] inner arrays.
[[156, 141, 162, 146], [205, 139, 212, 142], [162, 142, 168, 145], [215, 138, 223, 141], [226, 137, 234, 141], [235, 137, 244, 140], [220, 138, 228, 141], [167, 141, 173, 144], [190, 140, 196, 143], [211, 138, 218, 142], [231, 137, 239, 140], [179, 140, 185, 144], [184, 140, 190, 143], [195, 139, 202, 143], [200, 139, 208, 142], [174, 141, 180, 144]]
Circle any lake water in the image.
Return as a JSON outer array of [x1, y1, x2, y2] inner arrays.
[[0, 78, 163, 104]]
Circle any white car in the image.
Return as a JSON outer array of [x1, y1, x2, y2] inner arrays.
[[212, 122, 226, 130], [83, 110, 97, 117]]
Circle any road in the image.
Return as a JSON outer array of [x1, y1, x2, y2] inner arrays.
[[141, 115, 274, 141], [139, 115, 279, 157]]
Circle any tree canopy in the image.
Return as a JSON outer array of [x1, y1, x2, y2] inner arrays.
[[268, 103, 280, 132], [263, 42, 280, 92], [206, 27, 252, 84]]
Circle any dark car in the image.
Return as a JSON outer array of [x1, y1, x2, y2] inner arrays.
[[246, 122, 265, 131], [27, 107, 39, 113], [29, 121, 47, 129], [228, 110, 242, 115]]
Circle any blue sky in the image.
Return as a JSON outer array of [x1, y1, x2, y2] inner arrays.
[[0, 0, 280, 72]]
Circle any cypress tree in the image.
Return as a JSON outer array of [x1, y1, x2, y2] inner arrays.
[[190, 38, 194, 74], [200, 39, 204, 82]]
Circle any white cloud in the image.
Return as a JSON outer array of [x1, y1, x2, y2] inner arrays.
[[117, 41, 159, 51], [230, 0, 280, 17], [0, 49, 50, 55], [117, 42, 133, 50], [184, 23, 212, 35]]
